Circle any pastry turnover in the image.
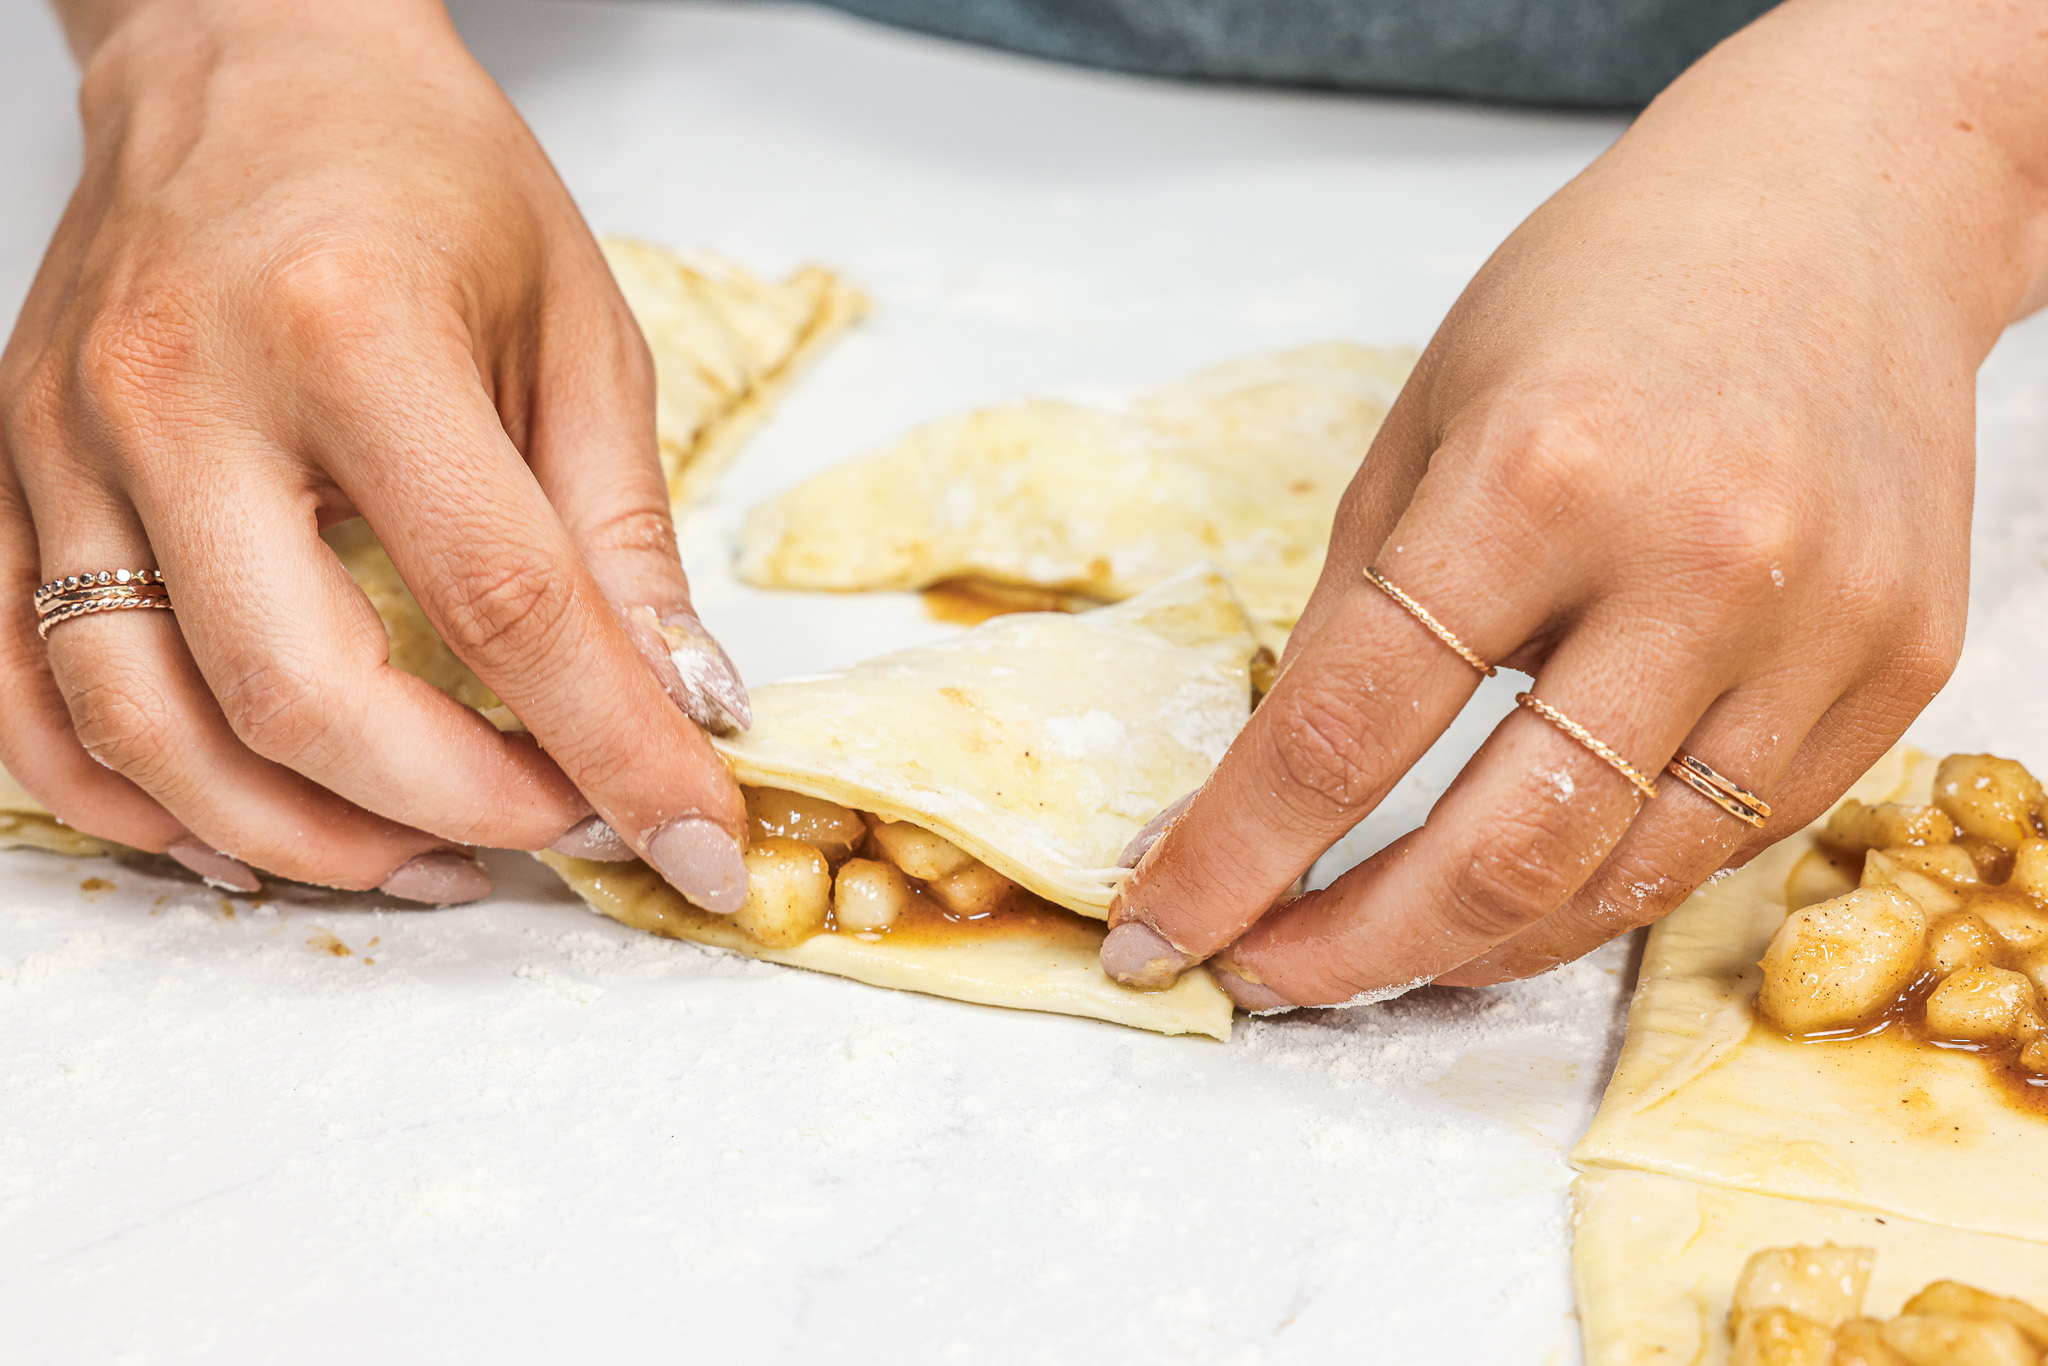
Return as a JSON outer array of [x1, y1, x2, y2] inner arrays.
[[600, 238, 865, 504], [736, 342, 1416, 647], [1572, 747, 2048, 1363], [541, 567, 1252, 1039]]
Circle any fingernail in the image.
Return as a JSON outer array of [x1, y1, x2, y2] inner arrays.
[[622, 606, 753, 736], [645, 816, 748, 914], [165, 836, 262, 894], [1099, 921, 1193, 989], [1212, 963, 1298, 1014], [659, 609, 752, 734], [1118, 791, 1198, 868], [548, 815, 636, 862], [380, 849, 494, 905]]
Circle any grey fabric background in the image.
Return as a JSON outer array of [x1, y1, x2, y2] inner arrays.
[[803, 0, 1781, 107]]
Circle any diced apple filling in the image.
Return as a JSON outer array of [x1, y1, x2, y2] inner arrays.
[[733, 838, 833, 948], [1764, 752, 2048, 1080], [1757, 888, 1924, 1037], [734, 787, 1023, 947], [831, 859, 915, 934], [1728, 1246, 2048, 1366]]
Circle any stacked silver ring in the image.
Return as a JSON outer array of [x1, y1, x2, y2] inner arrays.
[[34, 569, 172, 640]]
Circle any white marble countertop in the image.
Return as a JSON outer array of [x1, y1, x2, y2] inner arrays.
[[2, 2, 2044, 1360]]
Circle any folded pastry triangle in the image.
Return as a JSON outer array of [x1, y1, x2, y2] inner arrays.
[[716, 565, 1256, 917], [1569, 745, 2048, 1361], [542, 567, 1254, 1038], [736, 342, 1415, 646], [601, 238, 865, 505]]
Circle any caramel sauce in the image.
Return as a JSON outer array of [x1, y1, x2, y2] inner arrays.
[[1777, 852, 2048, 1116], [825, 880, 1095, 949], [1783, 989, 2048, 1118], [727, 797, 1108, 952], [307, 930, 353, 958], [1248, 646, 1278, 704], [920, 578, 1102, 626]]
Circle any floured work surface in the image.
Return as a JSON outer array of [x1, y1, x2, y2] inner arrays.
[[1572, 746, 2048, 1363]]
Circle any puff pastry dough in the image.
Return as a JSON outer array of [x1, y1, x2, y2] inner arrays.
[[737, 343, 1415, 646], [1572, 747, 2048, 1362], [0, 768, 122, 860], [713, 566, 1255, 918], [1573, 1170, 2048, 1365], [601, 238, 864, 504]]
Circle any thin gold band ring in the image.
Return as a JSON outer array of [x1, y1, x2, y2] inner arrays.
[[34, 568, 164, 604], [34, 569, 173, 640], [37, 597, 175, 639], [1362, 567, 1495, 677], [1514, 693, 1659, 801], [40, 583, 167, 607], [1666, 754, 1771, 829]]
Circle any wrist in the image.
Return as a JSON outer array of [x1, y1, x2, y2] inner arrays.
[[1628, 0, 2048, 349], [72, 0, 462, 118]]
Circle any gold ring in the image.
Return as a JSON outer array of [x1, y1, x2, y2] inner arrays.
[[35, 569, 172, 640], [1666, 754, 1771, 829], [1514, 693, 1659, 801], [1362, 567, 1495, 677]]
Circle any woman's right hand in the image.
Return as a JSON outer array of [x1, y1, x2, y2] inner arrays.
[[0, 0, 751, 907]]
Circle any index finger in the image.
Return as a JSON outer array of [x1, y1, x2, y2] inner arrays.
[[1101, 545, 1545, 986], [327, 339, 749, 912]]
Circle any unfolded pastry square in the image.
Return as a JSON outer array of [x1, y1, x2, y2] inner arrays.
[[1571, 745, 2048, 1363], [1574, 1170, 2048, 1365], [541, 566, 1252, 1039], [736, 342, 1416, 646]]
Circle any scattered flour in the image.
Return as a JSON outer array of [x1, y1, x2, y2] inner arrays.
[[1041, 709, 1127, 760]]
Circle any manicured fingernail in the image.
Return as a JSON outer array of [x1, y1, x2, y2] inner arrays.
[[659, 609, 752, 734], [165, 836, 261, 894], [621, 605, 753, 736], [1099, 921, 1192, 989], [645, 816, 748, 914], [1118, 792, 1197, 868], [1213, 963, 1298, 1014], [548, 815, 636, 862], [379, 849, 493, 904]]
